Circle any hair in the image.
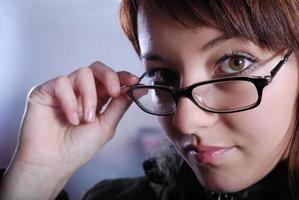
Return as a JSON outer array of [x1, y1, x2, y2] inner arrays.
[[119, 0, 299, 198]]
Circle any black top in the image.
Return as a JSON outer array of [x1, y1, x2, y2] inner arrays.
[[82, 158, 292, 200], [0, 159, 292, 200]]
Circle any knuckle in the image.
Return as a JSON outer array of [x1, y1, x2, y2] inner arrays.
[[119, 71, 133, 79], [54, 75, 69, 87], [75, 68, 94, 85], [89, 62, 120, 87], [91, 61, 104, 66], [27, 85, 40, 100], [77, 66, 92, 76], [118, 70, 130, 75], [117, 71, 130, 78], [89, 61, 106, 71], [90, 61, 113, 73]]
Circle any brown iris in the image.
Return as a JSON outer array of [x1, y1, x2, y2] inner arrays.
[[229, 56, 245, 71]]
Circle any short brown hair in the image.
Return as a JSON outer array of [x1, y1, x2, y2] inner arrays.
[[120, 0, 299, 56], [119, 0, 299, 198]]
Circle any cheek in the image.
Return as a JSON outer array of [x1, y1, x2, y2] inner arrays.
[[158, 116, 175, 139], [156, 59, 299, 192], [223, 67, 298, 156], [158, 116, 186, 147]]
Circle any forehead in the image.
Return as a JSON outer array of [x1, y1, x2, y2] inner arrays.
[[130, 1, 293, 56], [137, 8, 223, 57]]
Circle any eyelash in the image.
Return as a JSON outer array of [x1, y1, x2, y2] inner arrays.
[[146, 68, 177, 82], [144, 68, 180, 88], [218, 51, 257, 63], [146, 51, 259, 83], [215, 51, 258, 76]]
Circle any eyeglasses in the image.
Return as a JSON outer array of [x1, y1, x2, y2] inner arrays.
[[127, 50, 292, 116]]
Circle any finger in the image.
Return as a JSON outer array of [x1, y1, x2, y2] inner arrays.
[[39, 76, 80, 125], [68, 67, 97, 123], [117, 71, 139, 87], [102, 72, 139, 124], [90, 61, 121, 97], [94, 72, 139, 134], [95, 71, 139, 104]]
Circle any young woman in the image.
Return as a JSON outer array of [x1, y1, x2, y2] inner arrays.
[[1, 0, 298, 199]]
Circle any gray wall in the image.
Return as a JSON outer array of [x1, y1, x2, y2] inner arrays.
[[0, 1, 164, 199]]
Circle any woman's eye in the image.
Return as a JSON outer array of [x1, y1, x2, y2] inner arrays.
[[228, 57, 246, 71], [216, 53, 257, 76], [147, 69, 179, 86]]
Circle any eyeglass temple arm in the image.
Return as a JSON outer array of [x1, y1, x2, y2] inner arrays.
[[138, 72, 147, 81], [121, 72, 147, 92], [269, 50, 292, 80]]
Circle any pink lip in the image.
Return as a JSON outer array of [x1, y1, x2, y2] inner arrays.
[[184, 144, 234, 164]]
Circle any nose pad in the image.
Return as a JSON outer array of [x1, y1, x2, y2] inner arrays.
[[172, 97, 218, 134]]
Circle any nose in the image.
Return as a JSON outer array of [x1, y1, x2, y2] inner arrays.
[[172, 97, 219, 134]]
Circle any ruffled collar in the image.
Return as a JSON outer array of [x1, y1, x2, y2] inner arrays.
[[143, 158, 291, 200]]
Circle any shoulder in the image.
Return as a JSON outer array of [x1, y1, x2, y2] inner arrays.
[[82, 176, 158, 200]]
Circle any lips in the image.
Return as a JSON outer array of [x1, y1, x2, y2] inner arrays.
[[184, 144, 234, 164]]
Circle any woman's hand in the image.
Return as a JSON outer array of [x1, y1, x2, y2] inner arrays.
[[0, 62, 139, 199]]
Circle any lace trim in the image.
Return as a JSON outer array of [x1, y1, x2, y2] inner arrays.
[[204, 190, 238, 200]]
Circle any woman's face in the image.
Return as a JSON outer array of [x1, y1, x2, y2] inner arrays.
[[137, 10, 299, 192]]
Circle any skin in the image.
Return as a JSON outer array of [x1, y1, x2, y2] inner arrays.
[[0, 65, 140, 199], [1, 5, 299, 200], [137, 9, 299, 192]]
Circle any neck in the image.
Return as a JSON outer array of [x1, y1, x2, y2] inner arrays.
[[202, 160, 290, 200]]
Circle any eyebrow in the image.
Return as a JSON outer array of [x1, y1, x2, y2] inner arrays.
[[201, 34, 232, 51], [141, 34, 232, 62], [141, 54, 165, 62]]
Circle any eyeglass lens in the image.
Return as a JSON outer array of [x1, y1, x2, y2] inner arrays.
[[131, 80, 259, 115]]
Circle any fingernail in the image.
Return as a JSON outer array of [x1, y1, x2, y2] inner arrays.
[[72, 112, 80, 125], [87, 108, 95, 122]]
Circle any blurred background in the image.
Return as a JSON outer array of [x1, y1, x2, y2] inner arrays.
[[0, 0, 167, 199]]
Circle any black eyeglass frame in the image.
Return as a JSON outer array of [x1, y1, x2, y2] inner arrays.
[[127, 50, 293, 116]]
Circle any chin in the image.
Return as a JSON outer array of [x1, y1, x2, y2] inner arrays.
[[193, 168, 250, 193], [200, 181, 244, 193]]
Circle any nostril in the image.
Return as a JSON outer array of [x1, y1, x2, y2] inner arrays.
[[179, 133, 200, 150]]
